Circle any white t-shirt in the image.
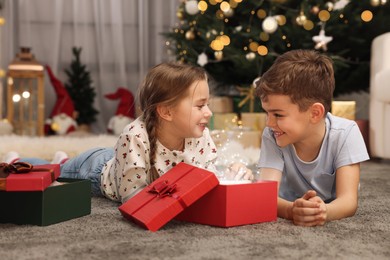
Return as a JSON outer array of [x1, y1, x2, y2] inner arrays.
[[100, 117, 218, 203], [258, 113, 370, 202]]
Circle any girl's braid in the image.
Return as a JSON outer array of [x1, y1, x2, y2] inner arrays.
[[142, 107, 160, 183]]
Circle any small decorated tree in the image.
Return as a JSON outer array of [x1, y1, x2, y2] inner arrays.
[[65, 47, 99, 127]]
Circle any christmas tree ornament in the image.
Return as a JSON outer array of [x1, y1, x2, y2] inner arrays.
[[223, 8, 234, 17], [176, 7, 184, 19], [312, 28, 333, 51], [185, 0, 199, 15], [185, 30, 195, 40], [45, 65, 77, 135], [262, 16, 278, 33], [326, 2, 334, 11], [370, 0, 381, 6], [105, 87, 135, 135], [214, 51, 223, 60], [334, 0, 350, 10], [197, 52, 208, 66], [245, 52, 256, 61], [296, 11, 307, 26]]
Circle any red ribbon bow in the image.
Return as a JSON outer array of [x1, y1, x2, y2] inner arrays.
[[0, 162, 33, 178], [148, 180, 177, 198]]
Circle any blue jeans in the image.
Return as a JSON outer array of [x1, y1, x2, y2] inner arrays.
[[20, 147, 115, 196]]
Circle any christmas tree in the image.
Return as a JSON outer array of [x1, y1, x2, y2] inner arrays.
[[164, 0, 390, 104], [65, 47, 99, 126]]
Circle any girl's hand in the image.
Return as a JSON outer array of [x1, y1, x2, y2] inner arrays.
[[225, 162, 254, 181], [291, 190, 327, 227]]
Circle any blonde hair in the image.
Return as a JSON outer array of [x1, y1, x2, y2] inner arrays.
[[256, 49, 335, 113], [138, 62, 207, 183]]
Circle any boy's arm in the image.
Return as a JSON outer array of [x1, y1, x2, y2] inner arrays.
[[260, 168, 294, 219], [325, 163, 360, 221]]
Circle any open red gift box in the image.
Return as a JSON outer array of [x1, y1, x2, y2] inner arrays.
[[176, 180, 277, 227], [0, 164, 60, 191], [119, 163, 277, 231]]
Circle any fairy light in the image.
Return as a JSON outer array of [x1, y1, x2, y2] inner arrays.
[[198, 1, 208, 12], [13, 94, 21, 102], [276, 15, 286, 26], [249, 42, 259, 52], [219, 35, 231, 46], [257, 9, 267, 19], [220, 1, 231, 12], [318, 10, 330, 22], [303, 20, 314, 30], [22, 91, 30, 99], [257, 45, 268, 56], [260, 32, 269, 41], [361, 10, 373, 22]]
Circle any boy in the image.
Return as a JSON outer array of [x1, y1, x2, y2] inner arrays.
[[256, 50, 369, 226]]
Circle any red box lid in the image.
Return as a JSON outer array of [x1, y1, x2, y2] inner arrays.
[[118, 162, 219, 232], [2, 164, 60, 191]]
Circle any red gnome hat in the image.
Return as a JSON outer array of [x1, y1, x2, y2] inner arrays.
[[105, 87, 135, 118], [46, 65, 75, 118]]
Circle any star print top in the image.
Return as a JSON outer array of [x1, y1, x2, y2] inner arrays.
[[100, 117, 218, 203]]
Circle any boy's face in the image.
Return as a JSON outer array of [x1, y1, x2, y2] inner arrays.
[[261, 94, 313, 148]]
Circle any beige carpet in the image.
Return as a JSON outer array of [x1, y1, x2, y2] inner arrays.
[[0, 160, 389, 259]]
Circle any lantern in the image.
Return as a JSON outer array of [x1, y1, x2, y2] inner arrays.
[[7, 47, 44, 136]]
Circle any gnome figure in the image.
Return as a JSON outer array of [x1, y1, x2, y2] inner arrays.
[[45, 65, 78, 135], [105, 87, 135, 135]]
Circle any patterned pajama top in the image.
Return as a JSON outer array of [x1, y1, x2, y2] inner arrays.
[[100, 117, 218, 203]]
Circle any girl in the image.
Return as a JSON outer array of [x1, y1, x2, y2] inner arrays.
[[7, 63, 252, 203]]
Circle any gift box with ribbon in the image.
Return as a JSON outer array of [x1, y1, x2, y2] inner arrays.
[[0, 178, 91, 226], [176, 180, 277, 227], [118, 162, 219, 232], [0, 163, 60, 191]]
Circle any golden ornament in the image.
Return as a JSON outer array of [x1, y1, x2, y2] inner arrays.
[[214, 51, 223, 60], [185, 30, 195, 40]]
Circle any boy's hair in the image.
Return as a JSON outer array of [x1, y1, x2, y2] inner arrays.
[[255, 49, 335, 113], [138, 62, 207, 183]]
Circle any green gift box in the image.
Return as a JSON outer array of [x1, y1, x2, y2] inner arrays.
[[0, 178, 91, 226]]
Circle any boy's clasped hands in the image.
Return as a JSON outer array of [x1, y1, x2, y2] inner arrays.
[[291, 190, 327, 227]]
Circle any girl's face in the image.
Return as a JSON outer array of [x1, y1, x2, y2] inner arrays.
[[171, 79, 212, 138], [261, 94, 313, 148]]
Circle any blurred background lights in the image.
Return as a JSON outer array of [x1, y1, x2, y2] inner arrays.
[[262, 16, 278, 33], [319, 10, 331, 22], [361, 10, 373, 22], [198, 1, 208, 12], [257, 45, 268, 56], [13, 94, 21, 102], [220, 1, 231, 12], [22, 91, 30, 99]]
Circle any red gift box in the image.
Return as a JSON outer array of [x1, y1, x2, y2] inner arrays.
[[176, 180, 277, 227], [118, 162, 219, 232], [0, 164, 60, 191]]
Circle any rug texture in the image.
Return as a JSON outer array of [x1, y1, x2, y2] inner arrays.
[[0, 160, 389, 260]]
